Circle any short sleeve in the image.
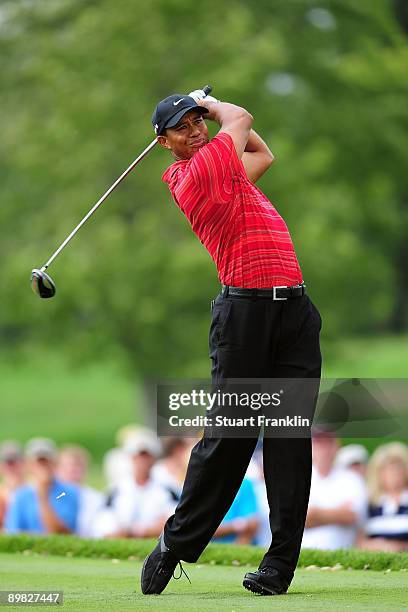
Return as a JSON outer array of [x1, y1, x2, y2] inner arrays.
[[188, 132, 243, 202], [52, 484, 79, 532], [238, 479, 258, 517], [222, 478, 258, 522], [4, 490, 26, 532]]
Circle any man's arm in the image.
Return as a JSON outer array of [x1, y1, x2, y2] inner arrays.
[[33, 466, 72, 534], [197, 100, 253, 159], [214, 516, 259, 544], [242, 130, 275, 183], [37, 485, 71, 534], [305, 502, 358, 528], [198, 100, 273, 182], [356, 533, 408, 552]]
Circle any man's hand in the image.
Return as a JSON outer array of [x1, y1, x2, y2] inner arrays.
[[29, 458, 71, 534], [189, 89, 219, 103], [32, 462, 53, 495]]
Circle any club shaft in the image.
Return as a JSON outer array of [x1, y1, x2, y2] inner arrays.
[[41, 138, 158, 272]]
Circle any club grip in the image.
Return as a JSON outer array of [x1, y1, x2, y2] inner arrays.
[[202, 85, 212, 96]]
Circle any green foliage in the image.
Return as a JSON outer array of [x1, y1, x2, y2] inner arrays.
[[0, 354, 139, 461], [1, 0, 408, 378], [1, 337, 406, 462], [1, 534, 408, 570]]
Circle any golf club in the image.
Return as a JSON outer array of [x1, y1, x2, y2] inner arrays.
[[31, 85, 213, 298]]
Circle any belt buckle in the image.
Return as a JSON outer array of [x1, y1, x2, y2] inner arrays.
[[272, 285, 288, 301]]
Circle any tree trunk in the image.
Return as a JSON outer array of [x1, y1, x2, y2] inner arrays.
[[389, 196, 408, 331]]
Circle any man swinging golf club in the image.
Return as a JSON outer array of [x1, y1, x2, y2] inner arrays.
[[141, 89, 322, 596]]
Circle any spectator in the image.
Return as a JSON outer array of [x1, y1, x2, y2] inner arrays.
[[335, 444, 369, 478], [151, 437, 192, 502], [213, 477, 259, 545], [4, 438, 79, 534], [56, 445, 104, 538], [93, 430, 174, 538], [358, 442, 408, 552], [0, 441, 25, 530], [244, 447, 272, 547], [302, 429, 367, 550], [103, 424, 149, 488]]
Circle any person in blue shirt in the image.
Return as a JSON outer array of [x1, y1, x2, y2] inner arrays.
[[213, 477, 259, 544], [4, 438, 79, 534]]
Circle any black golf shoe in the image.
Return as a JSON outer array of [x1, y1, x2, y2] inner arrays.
[[141, 534, 190, 595], [243, 566, 290, 596]]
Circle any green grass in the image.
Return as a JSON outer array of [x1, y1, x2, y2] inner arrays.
[[322, 334, 408, 378], [2, 535, 407, 571], [1, 333, 407, 466], [1, 553, 408, 611], [0, 353, 139, 463]]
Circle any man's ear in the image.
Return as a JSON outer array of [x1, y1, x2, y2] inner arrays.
[[157, 135, 172, 150]]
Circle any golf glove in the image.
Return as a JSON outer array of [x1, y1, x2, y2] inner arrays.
[[189, 89, 219, 103]]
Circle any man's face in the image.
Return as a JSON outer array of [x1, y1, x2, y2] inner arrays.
[[158, 110, 209, 160], [312, 436, 339, 473], [57, 453, 87, 484], [0, 457, 24, 479], [131, 450, 156, 479], [28, 456, 55, 481]]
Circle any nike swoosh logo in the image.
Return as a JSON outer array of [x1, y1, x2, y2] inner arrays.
[[173, 98, 184, 106]]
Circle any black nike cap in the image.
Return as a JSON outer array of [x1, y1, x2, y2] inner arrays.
[[152, 94, 209, 136]]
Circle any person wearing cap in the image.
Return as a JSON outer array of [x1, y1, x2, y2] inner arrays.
[[102, 424, 150, 489], [4, 438, 79, 535], [335, 443, 369, 478], [0, 441, 25, 529], [92, 430, 174, 539], [301, 430, 367, 550], [141, 89, 322, 596]]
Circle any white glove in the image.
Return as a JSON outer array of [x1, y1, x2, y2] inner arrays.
[[188, 89, 219, 103]]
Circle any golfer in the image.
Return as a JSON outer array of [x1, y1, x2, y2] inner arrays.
[[141, 90, 322, 596]]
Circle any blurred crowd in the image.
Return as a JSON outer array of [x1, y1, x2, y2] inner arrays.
[[1, 427, 407, 552]]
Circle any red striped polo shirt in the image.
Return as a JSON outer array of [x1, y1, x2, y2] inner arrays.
[[162, 132, 303, 288]]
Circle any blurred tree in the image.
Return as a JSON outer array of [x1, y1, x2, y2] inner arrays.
[[394, 0, 408, 34], [390, 0, 408, 330], [0, 0, 407, 379]]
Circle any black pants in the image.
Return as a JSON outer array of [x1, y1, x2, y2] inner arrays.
[[163, 291, 322, 582]]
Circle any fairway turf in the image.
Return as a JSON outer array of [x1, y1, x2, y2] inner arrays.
[[1, 553, 407, 611]]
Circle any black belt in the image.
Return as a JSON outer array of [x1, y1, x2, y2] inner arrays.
[[222, 283, 306, 300]]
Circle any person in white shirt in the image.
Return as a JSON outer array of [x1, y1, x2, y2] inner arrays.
[[302, 429, 367, 550], [93, 430, 174, 538], [102, 424, 148, 489], [151, 437, 195, 504]]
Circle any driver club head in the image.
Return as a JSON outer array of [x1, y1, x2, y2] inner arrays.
[[31, 269, 56, 299]]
